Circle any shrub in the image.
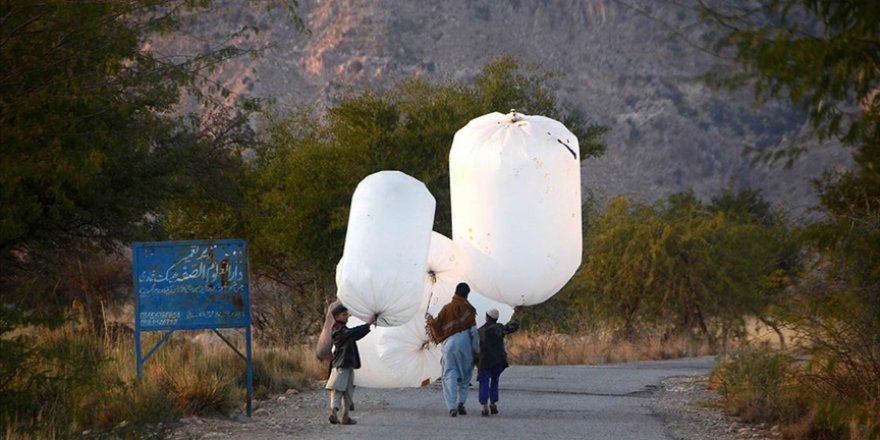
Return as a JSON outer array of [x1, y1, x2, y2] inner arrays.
[[247, 347, 318, 400], [91, 381, 179, 439], [711, 346, 805, 424], [0, 324, 106, 437], [0, 323, 179, 439]]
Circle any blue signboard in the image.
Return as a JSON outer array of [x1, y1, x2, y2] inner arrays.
[[132, 239, 253, 416], [133, 239, 250, 330]]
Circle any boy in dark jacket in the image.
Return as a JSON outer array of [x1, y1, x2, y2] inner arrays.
[[476, 308, 518, 417], [325, 304, 373, 425]]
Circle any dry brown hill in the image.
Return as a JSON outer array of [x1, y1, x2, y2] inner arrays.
[[176, 0, 853, 216]]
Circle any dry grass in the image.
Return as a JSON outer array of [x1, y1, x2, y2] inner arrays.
[[1, 322, 324, 439], [141, 332, 324, 412], [507, 330, 712, 365], [505, 316, 808, 367], [710, 347, 804, 424]]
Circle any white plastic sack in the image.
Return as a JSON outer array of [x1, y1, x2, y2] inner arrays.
[[350, 315, 442, 388], [449, 111, 582, 306], [351, 233, 463, 388], [348, 317, 400, 388], [336, 171, 436, 326], [421, 232, 463, 314], [422, 233, 514, 325]]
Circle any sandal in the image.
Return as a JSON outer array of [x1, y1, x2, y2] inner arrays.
[[328, 414, 339, 424], [341, 417, 357, 425]]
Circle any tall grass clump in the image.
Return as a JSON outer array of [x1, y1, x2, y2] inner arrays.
[[144, 335, 323, 415], [0, 322, 179, 439], [249, 346, 323, 399], [1, 325, 105, 437], [711, 346, 804, 424], [1, 318, 323, 439], [149, 345, 241, 416], [506, 328, 713, 365], [781, 282, 880, 440], [712, 335, 880, 440]]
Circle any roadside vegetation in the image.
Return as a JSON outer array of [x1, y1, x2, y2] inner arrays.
[[1, 315, 321, 439], [695, 1, 880, 438], [1, 1, 877, 439]]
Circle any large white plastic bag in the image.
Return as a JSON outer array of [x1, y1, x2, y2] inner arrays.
[[421, 232, 462, 313], [422, 232, 514, 325], [351, 234, 458, 388], [357, 231, 464, 387], [449, 111, 582, 306], [375, 317, 441, 386], [348, 317, 400, 388], [350, 316, 441, 388], [336, 171, 436, 326]]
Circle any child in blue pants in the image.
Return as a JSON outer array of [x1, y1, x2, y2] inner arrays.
[[476, 308, 519, 416]]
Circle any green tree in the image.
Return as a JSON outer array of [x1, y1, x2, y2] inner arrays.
[[708, 188, 774, 225], [660, 191, 793, 348], [699, 1, 879, 435], [708, 188, 799, 347], [568, 191, 792, 346], [573, 196, 664, 339], [699, 0, 879, 154], [0, 1, 301, 435], [0, 0, 298, 311]]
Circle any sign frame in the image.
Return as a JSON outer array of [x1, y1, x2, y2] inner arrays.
[[132, 239, 253, 416]]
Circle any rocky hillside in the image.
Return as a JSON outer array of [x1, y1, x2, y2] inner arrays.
[[183, 0, 853, 217]]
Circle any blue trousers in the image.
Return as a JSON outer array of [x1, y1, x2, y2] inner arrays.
[[477, 367, 503, 404], [441, 331, 475, 410]]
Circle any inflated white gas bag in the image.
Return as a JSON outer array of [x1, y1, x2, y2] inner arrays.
[[336, 171, 436, 326], [449, 111, 582, 306]]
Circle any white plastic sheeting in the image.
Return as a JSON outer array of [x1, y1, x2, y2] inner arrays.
[[336, 171, 436, 326], [421, 231, 462, 314], [348, 317, 399, 388], [350, 315, 442, 388], [423, 233, 514, 325], [349, 231, 518, 389], [352, 232, 457, 388], [449, 111, 582, 306], [349, 287, 509, 388]]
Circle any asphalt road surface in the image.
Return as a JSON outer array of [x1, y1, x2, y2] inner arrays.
[[303, 356, 716, 440]]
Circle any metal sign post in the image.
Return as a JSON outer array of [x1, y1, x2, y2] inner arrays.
[[132, 239, 253, 416]]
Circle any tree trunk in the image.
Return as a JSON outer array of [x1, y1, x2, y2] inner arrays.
[[694, 304, 715, 352], [758, 315, 786, 349]]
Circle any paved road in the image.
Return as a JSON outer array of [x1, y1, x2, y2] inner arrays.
[[304, 356, 716, 440]]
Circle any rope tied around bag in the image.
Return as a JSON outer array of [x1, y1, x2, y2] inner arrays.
[[423, 269, 439, 347]]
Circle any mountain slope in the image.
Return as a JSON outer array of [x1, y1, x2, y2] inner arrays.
[[192, 0, 853, 215]]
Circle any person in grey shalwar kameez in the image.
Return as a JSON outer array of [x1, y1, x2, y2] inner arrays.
[[427, 282, 480, 417]]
